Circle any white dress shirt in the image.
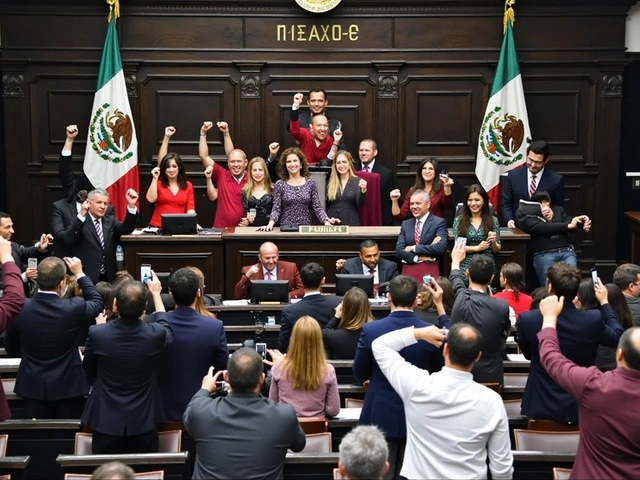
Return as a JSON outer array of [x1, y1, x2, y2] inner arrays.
[[361, 263, 379, 284], [372, 327, 514, 480], [262, 267, 278, 281]]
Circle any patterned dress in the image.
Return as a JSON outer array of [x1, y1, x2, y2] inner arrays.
[[270, 178, 329, 227], [242, 191, 273, 227], [452, 215, 501, 285]]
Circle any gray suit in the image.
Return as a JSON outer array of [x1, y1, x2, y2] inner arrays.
[[184, 389, 306, 480], [341, 257, 399, 284]]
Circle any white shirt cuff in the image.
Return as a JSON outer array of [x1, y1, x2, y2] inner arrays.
[[127, 206, 137, 214], [61, 150, 72, 156]]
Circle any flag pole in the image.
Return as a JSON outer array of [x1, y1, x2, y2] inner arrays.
[[107, 0, 120, 23], [504, 0, 515, 34]]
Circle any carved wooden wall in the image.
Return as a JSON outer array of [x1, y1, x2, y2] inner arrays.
[[0, 0, 634, 278]]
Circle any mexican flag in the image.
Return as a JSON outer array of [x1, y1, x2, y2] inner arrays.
[[475, 18, 531, 212], [84, 14, 138, 221]]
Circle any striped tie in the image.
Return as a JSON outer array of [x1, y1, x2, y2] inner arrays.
[[94, 219, 106, 274], [529, 175, 537, 198], [414, 220, 421, 245]]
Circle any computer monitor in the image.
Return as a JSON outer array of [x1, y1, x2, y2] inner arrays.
[[156, 272, 170, 294], [335, 274, 374, 298], [161, 213, 198, 235], [250, 280, 290, 304]]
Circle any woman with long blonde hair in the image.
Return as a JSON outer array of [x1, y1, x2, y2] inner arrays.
[[326, 150, 367, 225], [240, 156, 273, 227], [186, 266, 215, 318], [323, 287, 373, 359], [269, 316, 340, 417]]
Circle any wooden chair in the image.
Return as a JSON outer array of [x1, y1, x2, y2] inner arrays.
[[502, 399, 522, 417], [0, 434, 8, 457], [552, 467, 572, 480], [528, 419, 579, 432], [513, 429, 580, 453], [74, 432, 93, 455], [344, 398, 364, 408], [504, 373, 528, 388], [300, 432, 332, 453], [481, 382, 502, 394], [298, 417, 328, 435], [158, 430, 181, 453]]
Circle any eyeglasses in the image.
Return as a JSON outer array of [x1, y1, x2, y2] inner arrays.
[[526, 156, 545, 166]]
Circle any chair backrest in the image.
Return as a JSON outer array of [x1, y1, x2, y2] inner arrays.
[[481, 382, 502, 394], [528, 419, 579, 432], [74, 432, 93, 455], [64, 475, 91, 480], [300, 432, 332, 453], [134, 471, 165, 480], [552, 467, 572, 480], [158, 430, 182, 453], [0, 434, 8, 457], [504, 373, 528, 388], [503, 399, 522, 417], [513, 429, 580, 453], [344, 398, 364, 409], [455, 202, 496, 218], [333, 467, 344, 480], [298, 417, 328, 435], [1, 380, 15, 395]]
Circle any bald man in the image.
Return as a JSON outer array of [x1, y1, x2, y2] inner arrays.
[[234, 242, 304, 300]]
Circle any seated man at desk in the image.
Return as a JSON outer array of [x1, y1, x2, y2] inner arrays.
[[336, 239, 399, 287], [234, 241, 305, 300]]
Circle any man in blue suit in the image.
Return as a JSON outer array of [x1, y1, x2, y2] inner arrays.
[[353, 275, 446, 480], [517, 263, 623, 424], [158, 268, 228, 422], [501, 140, 565, 229]]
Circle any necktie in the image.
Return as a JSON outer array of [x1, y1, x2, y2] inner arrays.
[[368, 268, 375, 277], [414, 220, 421, 245], [266, 270, 273, 280], [94, 219, 106, 274], [363, 165, 370, 172], [529, 175, 537, 198]]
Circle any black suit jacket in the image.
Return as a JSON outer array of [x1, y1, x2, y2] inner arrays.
[[5, 275, 103, 400], [279, 294, 342, 352], [59, 152, 93, 203], [356, 161, 395, 226], [81, 312, 173, 436], [0, 242, 47, 297], [341, 257, 399, 284], [322, 316, 362, 359], [59, 210, 137, 283]]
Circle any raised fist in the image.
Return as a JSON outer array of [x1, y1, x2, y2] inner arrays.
[[126, 189, 139, 206], [333, 129, 343, 143], [204, 165, 213, 179], [216, 121, 229, 134], [66, 124, 79, 139], [151, 167, 161, 179], [293, 93, 304, 107], [269, 142, 280, 157], [358, 179, 367, 193], [390, 189, 401, 200], [201, 121, 214, 135], [164, 126, 176, 137]]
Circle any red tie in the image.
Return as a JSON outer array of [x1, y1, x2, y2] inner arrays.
[[529, 175, 537, 198], [364, 165, 370, 172], [369, 268, 375, 277], [414, 220, 421, 245]]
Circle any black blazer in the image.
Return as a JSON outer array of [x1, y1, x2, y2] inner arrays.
[[341, 257, 399, 284], [5, 275, 103, 400], [81, 312, 173, 436], [279, 294, 342, 352], [356, 161, 395, 226], [322, 316, 362, 360], [59, 210, 137, 283], [0, 242, 46, 296]]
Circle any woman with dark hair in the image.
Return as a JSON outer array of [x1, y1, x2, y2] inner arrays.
[[391, 157, 454, 220], [95, 281, 116, 321], [494, 263, 532, 322], [258, 147, 340, 231], [322, 287, 374, 359], [414, 276, 454, 323], [574, 278, 599, 310], [146, 126, 197, 228], [452, 184, 501, 282]]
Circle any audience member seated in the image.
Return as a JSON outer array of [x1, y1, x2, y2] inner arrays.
[[395, 190, 448, 283], [355, 139, 396, 226], [391, 157, 454, 221], [0, 237, 25, 422], [613, 263, 640, 326], [269, 316, 340, 418], [146, 128, 197, 228], [258, 147, 340, 231], [240, 157, 274, 227], [336, 239, 399, 289], [517, 190, 590, 286], [537, 296, 640, 479], [279, 262, 341, 352], [323, 287, 374, 359], [6, 256, 103, 418], [0, 212, 52, 297], [199, 121, 248, 228], [338, 425, 390, 480], [234, 241, 304, 300], [413, 276, 454, 323], [158, 268, 228, 423], [494, 262, 532, 323], [326, 151, 367, 225], [354, 275, 445, 479], [529, 286, 547, 310], [81, 273, 172, 454], [91, 461, 135, 480], [372, 322, 513, 479], [184, 348, 306, 479], [452, 184, 501, 286], [289, 92, 340, 165], [517, 263, 623, 424], [449, 243, 510, 386]]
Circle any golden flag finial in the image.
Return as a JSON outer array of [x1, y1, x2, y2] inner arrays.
[[107, 0, 120, 23], [504, 0, 516, 34]]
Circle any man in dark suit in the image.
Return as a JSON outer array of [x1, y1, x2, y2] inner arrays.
[[501, 140, 564, 229], [0, 237, 25, 422], [158, 268, 229, 422], [279, 262, 341, 352], [353, 275, 445, 480], [234, 241, 305, 300], [517, 262, 623, 424], [184, 348, 306, 479], [58, 188, 138, 284], [336, 239, 399, 287], [5, 256, 103, 418], [395, 190, 448, 280], [356, 139, 396, 226], [82, 273, 173, 454]]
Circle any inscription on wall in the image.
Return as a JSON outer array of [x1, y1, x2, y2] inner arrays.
[[276, 24, 359, 42]]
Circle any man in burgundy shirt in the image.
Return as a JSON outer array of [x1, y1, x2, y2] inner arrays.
[[538, 294, 640, 479], [0, 236, 26, 421]]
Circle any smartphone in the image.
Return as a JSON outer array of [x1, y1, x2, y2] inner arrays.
[[440, 167, 449, 176], [215, 380, 226, 391], [454, 237, 467, 250], [140, 264, 151, 284], [590, 268, 599, 287], [255, 343, 267, 360], [27, 258, 38, 269], [422, 275, 432, 285]]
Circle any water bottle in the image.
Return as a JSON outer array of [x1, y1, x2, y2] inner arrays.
[[116, 245, 124, 271]]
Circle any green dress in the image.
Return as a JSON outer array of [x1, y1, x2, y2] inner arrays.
[[452, 215, 501, 285]]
